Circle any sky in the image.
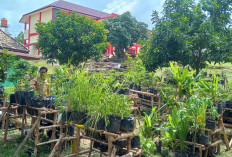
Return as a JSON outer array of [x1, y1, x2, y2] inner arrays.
[[0, 0, 165, 37]]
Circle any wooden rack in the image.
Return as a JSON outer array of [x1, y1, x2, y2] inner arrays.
[[49, 123, 142, 157], [129, 90, 161, 109], [222, 107, 232, 148], [13, 105, 59, 157], [174, 116, 229, 157]]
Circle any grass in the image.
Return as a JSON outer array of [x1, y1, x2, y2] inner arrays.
[[27, 60, 60, 74]]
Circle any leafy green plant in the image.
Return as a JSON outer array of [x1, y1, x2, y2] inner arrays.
[[140, 136, 156, 157], [140, 106, 159, 139], [198, 74, 225, 104]]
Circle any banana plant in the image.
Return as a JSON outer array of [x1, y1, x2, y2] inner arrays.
[[198, 74, 223, 104], [169, 62, 203, 99]]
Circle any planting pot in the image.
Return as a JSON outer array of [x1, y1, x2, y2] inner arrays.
[[163, 78, 168, 82], [220, 80, 225, 85], [220, 101, 227, 108], [17, 106, 23, 115], [136, 85, 141, 91], [209, 74, 212, 77], [223, 110, 232, 117], [131, 135, 140, 148], [68, 125, 75, 136], [45, 99, 55, 109], [93, 141, 101, 149], [100, 144, 108, 152], [118, 89, 126, 95], [46, 113, 55, 120], [176, 150, 188, 157], [161, 148, 169, 157], [106, 115, 121, 133], [27, 108, 34, 115], [116, 149, 127, 156], [71, 111, 87, 124], [15, 91, 26, 105], [205, 119, 217, 130], [129, 83, 134, 89], [217, 103, 223, 114], [198, 135, 209, 145], [10, 94, 16, 103], [120, 116, 134, 131], [186, 131, 193, 142], [25, 91, 34, 106], [60, 111, 72, 122], [154, 141, 162, 154], [226, 101, 232, 108], [113, 139, 128, 147], [96, 118, 105, 130], [216, 74, 220, 77]]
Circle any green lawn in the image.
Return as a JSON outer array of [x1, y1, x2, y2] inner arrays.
[[27, 60, 60, 74]]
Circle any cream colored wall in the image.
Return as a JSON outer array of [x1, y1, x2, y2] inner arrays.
[[30, 13, 39, 33], [29, 45, 38, 56], [41, 8, 53, 23], [30, 35, 39, 43]]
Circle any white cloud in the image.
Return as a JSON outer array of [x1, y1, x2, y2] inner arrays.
[[103, 0, 138, 14]]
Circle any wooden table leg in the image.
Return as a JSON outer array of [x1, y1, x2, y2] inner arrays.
[[75, 127, 81, 156], [88, 140, 93, 156], [127, 137, 132, 153], [199, 146, 202, 157], [34, 113, 41, 156]]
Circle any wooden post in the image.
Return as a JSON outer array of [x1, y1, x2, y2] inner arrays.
[[108, 136, 113, 157], [75, 127, 81, 156], [49, 134, 64, 157], [127, 137, 132, 153], [21, 106, 26, 137], [4, 112, 9, 143], [88, 140, 93, 156], [219, 116, 230, 149], [34, 112, 41, 156], [58, 124, 64, 157], [51, 112, 58, 150], [14, 115, 42, 157]]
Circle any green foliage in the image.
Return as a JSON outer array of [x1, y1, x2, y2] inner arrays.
[[140, 106, 159, 139], [198, 74, 225, 104], [161, 105, 190, 151], [0, 49, 15, 83], [50, 65, 132, 122], [36, 11, 108, 65], [140, 136, 156, 156], [140, 0, 232, 74], [104, 12, 148, 59], [14, 31, 24, 44]]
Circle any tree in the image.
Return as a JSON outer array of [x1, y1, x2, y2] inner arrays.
[[104, 12, 149, 59], [0, 49, 15, 83], [36, 12, 108, 65], [14, 31, 24, 44], [140, 0, 232, 74]]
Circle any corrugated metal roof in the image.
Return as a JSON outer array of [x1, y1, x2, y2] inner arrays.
[[0, 29, 29, 53], [21, 0, 112, 19]]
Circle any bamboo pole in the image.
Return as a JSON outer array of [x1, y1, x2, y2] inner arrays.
[[14, 114, 42, 157], [49, 134, 64, 157]]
